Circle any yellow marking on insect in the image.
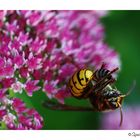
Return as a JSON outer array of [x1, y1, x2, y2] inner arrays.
[[71, 90, 83, 97], [116, 97, 122, 107], [70, 87, 83, 97], [85, 69, 93, 80], [78, 69, 87, 86], [69, 78, 83, 96], [116, 95, 126, 107], [73, 71, 86, 89], [68, 69, 93, 98], [79, 69, 93, 86]]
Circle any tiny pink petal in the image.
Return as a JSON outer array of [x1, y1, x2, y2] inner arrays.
[[25, 80, 41, 96], [4, 64, 15, 77], [27, 55, 42, 70], [19, 66, 29, 78], [11, 82, 23, 93], [1, 78, 15, 88]]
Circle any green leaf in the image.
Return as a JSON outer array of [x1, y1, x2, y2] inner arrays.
[[0, 122, 7, 130]]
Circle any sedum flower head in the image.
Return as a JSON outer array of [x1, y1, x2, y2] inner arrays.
[[0, 10, 120, 129], [0, 90, 43, 130]]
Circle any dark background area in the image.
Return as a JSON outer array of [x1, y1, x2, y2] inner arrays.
[[19, 11, 140, 129]]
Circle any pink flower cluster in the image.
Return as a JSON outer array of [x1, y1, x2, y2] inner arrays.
[[101, 106, 140, 129], [0, 89, 43, 129], [0, 11, 120, 102], [0, 10, 120, 129]]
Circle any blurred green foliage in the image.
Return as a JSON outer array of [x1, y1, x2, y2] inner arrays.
[[102, 11, 140, 104], [19, 11, 140, 130]]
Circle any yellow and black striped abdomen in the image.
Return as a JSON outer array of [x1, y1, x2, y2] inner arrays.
[[68, 69, 93, 98]]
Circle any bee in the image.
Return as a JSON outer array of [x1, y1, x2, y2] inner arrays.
[[43, 64, 135, 126]]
